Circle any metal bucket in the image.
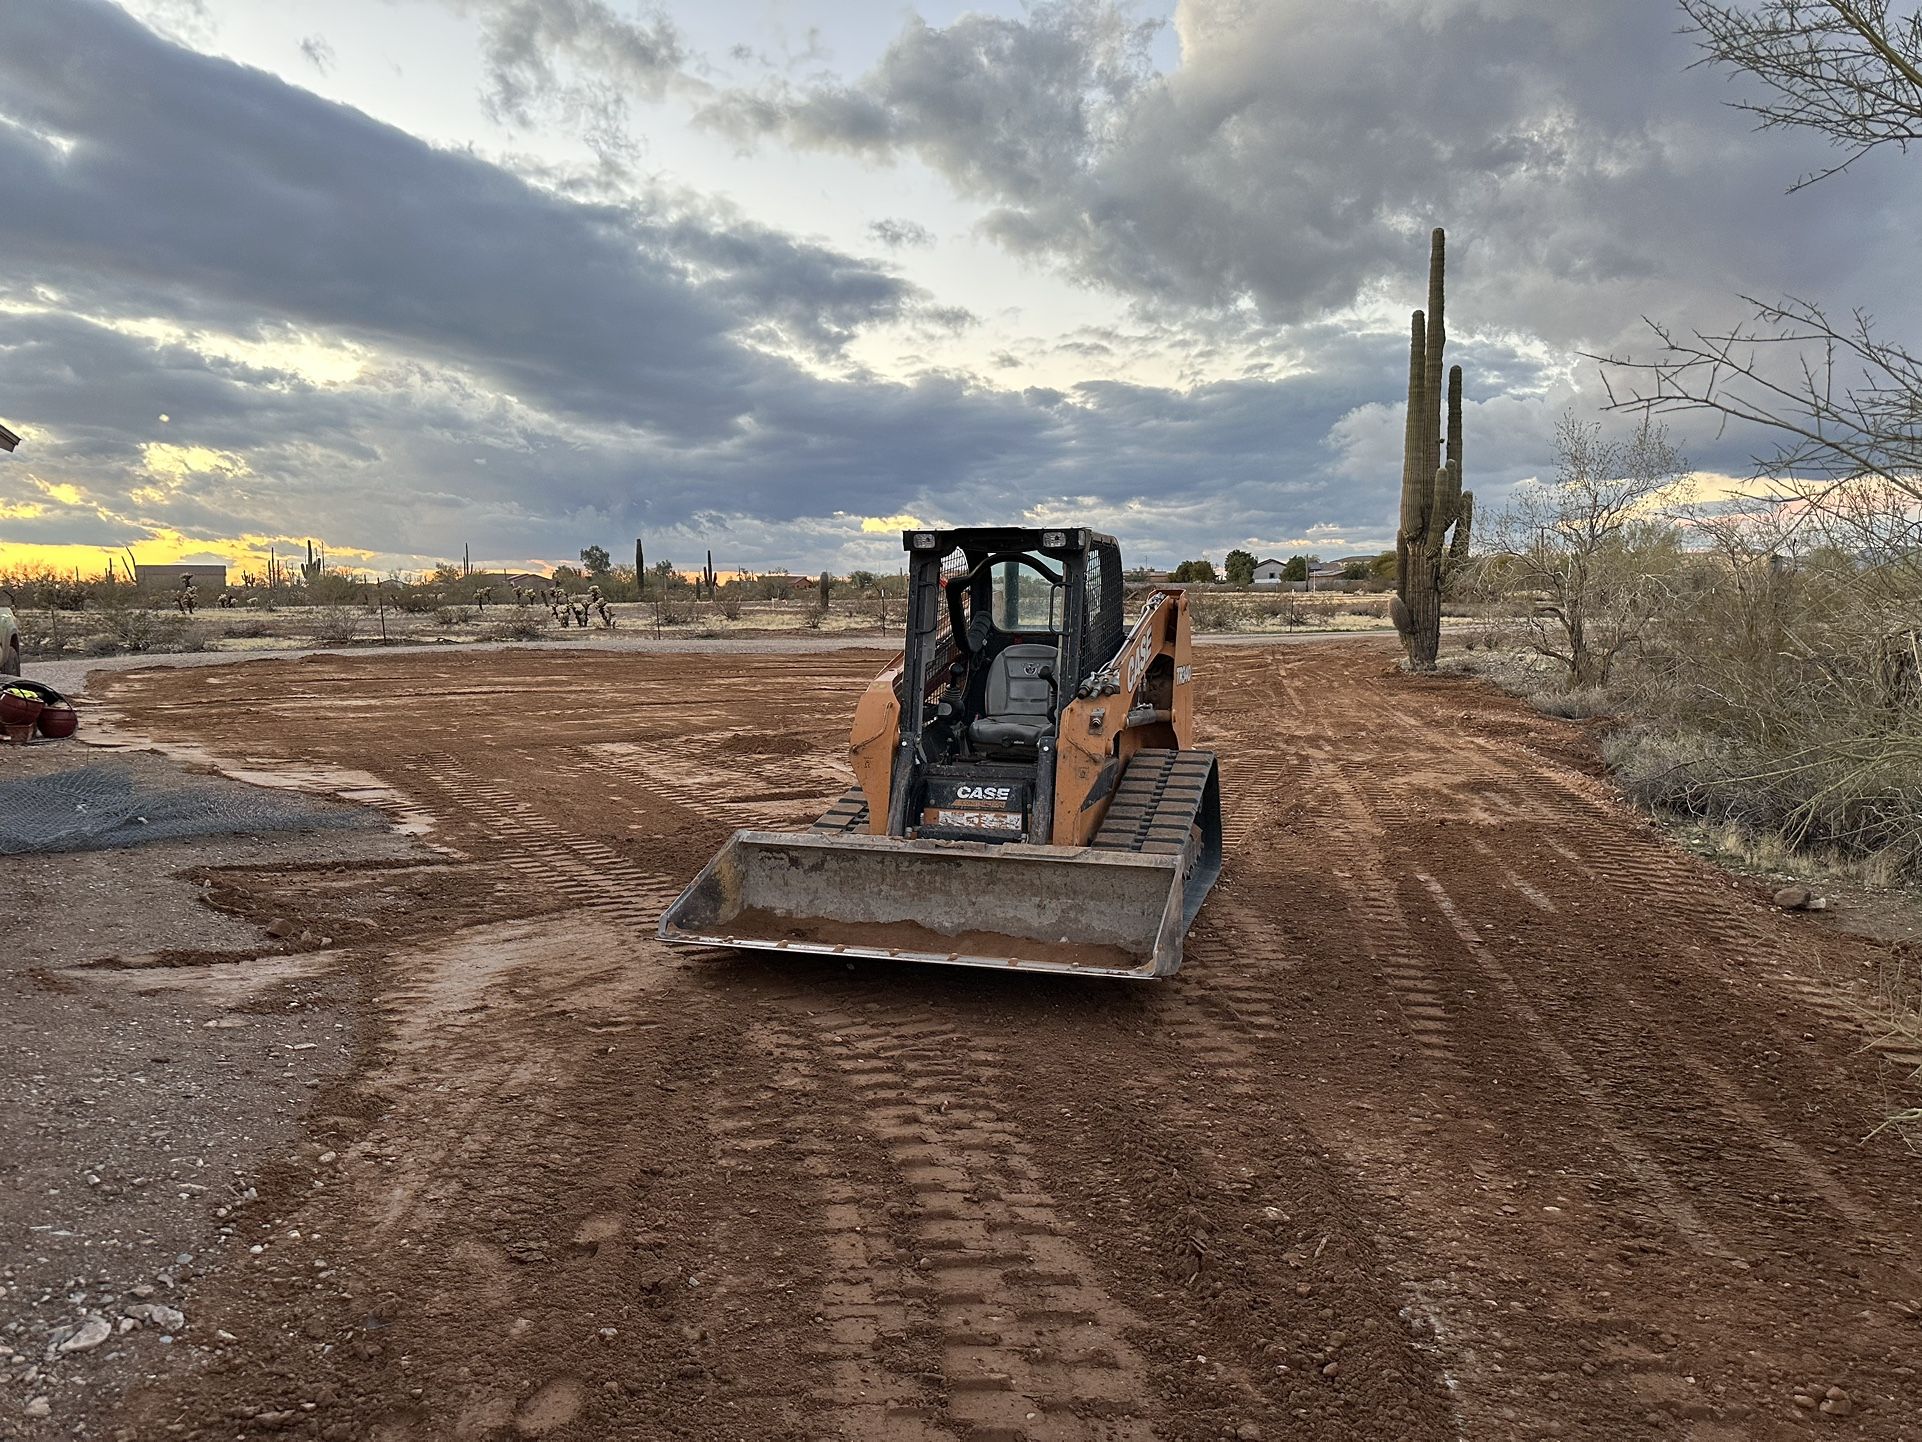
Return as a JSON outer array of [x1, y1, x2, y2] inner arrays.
[[657, 830, 1194, 978]]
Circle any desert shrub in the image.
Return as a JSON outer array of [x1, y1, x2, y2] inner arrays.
[[1188, 599, 1234, 633], [300, 573, 363, 605], [225, 619, 270, 639], [1434, 646, 1573, 698], [719, 594, 743, 621], [1612, 533, 1922, 879], [1605, 706, 1922, 880], [1531, 686, 1614, 720], [433, 606, 472, 626], [801, 606, 825, 630], [313, 605, 360, 645], [86, 604, 208, 655], [1343, 601, 1384, 618], [1603, 727, 1749, 823], [1236, 596, 1306, 627], [484, 605, 545, 642], [655, 599, 691, 627], [1460, 623, 1504, 652]]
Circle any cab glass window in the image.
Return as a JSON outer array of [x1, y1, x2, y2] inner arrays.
[[990, 555, 1061, 632]]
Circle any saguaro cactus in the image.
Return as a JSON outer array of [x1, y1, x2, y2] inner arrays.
[[300, 540, 324, 584], [1391, 227, 1474, 670]]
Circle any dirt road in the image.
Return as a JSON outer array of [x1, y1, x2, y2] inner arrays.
[[54, 642, 1922, 1439]]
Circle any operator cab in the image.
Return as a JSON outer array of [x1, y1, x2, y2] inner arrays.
[[887, 526, 1125, 844]]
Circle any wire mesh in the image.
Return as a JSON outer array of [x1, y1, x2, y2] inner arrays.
[[0, 766, 380, 855]]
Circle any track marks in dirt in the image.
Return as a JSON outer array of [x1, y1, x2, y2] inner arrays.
[[409, 753, 684, 926], [1191, 650, 1922, 1437], [582, 733, 854, 832], [759, 1003, 1160, 1441], [1416, 870, 1731, 1260], [93, 642, 1922, 1442]]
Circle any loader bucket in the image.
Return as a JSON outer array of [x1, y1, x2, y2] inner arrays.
[[657, 830, 1200, 978]]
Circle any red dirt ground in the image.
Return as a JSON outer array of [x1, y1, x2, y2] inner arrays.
[[61, 640, 1922, 1440]]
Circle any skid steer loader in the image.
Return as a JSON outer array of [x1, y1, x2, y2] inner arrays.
[[658, 526, 1223, 977]]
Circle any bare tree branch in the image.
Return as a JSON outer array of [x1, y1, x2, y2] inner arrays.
[[1590, 293, 1922, 523], [1683, 0, 1922, 189], [1488, 411, 1693, 687]]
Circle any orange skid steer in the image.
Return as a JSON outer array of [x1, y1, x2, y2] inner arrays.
[[658, 526, 1223, 977]]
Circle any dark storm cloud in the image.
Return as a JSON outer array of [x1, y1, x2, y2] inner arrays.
[[701, 1, 1160, 198], [0, 301, 1534, 572], [869, 218, 936, 250], [0, 0, 1730, 575], [0, 0, 940, 440], [444, 0, 688, 159], [702, 0, 1920, 355]]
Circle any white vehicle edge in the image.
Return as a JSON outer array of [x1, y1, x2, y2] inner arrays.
[[1, 602, 20, 676]]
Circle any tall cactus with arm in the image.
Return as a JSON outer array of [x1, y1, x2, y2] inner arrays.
[[1391, 227, 1474, 670]]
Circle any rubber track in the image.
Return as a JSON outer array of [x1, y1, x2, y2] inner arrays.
[[809, 784, 870, 834], [1090, 748, 1214, 855]]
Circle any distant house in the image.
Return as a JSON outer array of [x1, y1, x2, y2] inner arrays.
[[1251, 558, 1288, 587], [135, 563, 228, 595], [1300, 555, 1376, 593]]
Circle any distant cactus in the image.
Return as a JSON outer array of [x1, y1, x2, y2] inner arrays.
[[462, 543, 471, 580], [817, 571, 831, 608], [1392, 227, 1473, 670], [300, 540, 324, 585]]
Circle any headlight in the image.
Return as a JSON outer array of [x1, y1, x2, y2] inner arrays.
[[910, 531, 939, 550], [1041, 529, 1068, 548]]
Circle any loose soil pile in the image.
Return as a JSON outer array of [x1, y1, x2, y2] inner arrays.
[[6, 640, 1918, 1442]]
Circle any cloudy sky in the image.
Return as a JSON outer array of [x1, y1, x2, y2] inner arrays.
[[0, 0, 1908, 578]]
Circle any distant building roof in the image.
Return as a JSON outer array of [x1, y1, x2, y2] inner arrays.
[[134, 562, 228, 589]]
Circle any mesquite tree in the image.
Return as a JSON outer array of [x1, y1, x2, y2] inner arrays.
[[1391, 228, 1474, 669], [1492, 411, 1692, 689]]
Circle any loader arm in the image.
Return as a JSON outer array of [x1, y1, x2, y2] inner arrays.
[[1052, 586, 1194, 847]]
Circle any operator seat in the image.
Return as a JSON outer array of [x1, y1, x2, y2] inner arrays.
[[969, 643, 1057, 751]]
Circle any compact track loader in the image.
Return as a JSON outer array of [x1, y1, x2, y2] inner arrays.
[[658, 526, 1223, 977]]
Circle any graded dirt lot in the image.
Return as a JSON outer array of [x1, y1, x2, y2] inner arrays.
[[9, 640, 1922, 1441]]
